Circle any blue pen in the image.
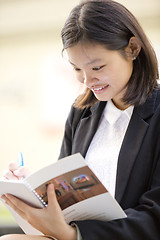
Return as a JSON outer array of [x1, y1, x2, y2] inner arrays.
[[17, 152, 24, 167]]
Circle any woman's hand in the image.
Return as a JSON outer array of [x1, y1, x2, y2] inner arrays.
[[2, 161, 30, 180], [1, 183, 77, 240]]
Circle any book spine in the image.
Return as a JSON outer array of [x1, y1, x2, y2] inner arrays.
[[24, 180, 47, 207]]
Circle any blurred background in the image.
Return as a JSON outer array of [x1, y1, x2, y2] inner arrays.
[[0, 0, 160, 228]]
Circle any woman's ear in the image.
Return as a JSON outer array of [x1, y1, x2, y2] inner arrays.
[[126, 36, 141, 60]]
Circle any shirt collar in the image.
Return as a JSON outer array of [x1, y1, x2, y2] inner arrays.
[[103, 100, 134, 125]]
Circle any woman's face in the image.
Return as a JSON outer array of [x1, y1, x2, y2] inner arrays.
[[66, 42, 133, 109]]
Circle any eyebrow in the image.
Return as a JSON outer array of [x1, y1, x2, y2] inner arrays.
[[69, 58, 102, 67]]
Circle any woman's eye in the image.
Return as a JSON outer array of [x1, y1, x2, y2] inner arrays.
[[73, 67, 81, 72], [92, 66, 104, 71]]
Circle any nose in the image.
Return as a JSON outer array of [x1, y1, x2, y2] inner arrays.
[[83, 72, 98, 88]]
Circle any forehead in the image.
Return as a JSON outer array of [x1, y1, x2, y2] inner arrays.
[[66, 42, 110, 66]]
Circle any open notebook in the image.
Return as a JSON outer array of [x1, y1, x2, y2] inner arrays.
[[0, 153, 126, 235]]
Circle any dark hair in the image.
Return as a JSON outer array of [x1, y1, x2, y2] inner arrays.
[[61, 0, 159, 109]]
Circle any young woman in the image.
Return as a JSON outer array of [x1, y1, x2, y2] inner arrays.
[[1, 0, 160, 239]]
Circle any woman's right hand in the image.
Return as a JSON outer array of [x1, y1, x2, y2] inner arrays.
[[2, 162, 30, 180]]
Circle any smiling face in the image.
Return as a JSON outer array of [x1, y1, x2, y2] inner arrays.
[[66, 42, 134, 110]]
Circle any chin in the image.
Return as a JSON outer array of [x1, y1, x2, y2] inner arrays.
[[95, 95, 111, 102]]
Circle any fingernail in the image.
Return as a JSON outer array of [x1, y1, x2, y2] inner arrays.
[[1, 194, 5, 199], [48, 183, 54, 190]]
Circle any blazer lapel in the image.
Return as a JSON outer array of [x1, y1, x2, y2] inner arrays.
[[72, 101, 106, 157], [115, 111, 149, 202], [115, 90, 158, 203]]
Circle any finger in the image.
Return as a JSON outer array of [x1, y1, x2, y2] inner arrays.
[[2, 169, 19, 180], [1, 194, 26, 220], [47, 184, 61, 209], [5, 194, 34, 213], [14, 167, 31, 178], [8, 162, 19, 171], [46, 184, 65, 223], [46, 184, 76, 239], [47, 184, 67, 229]]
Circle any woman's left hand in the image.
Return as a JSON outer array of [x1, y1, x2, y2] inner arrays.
[[1, 184, 77, 240]]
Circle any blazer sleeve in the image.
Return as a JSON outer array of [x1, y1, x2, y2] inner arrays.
[[73, 185, 160, 240]]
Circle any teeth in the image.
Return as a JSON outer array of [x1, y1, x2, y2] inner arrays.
[[94, 86, 105, 91]]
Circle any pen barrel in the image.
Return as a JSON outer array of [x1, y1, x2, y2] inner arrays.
[[17, 152, 24, 167]]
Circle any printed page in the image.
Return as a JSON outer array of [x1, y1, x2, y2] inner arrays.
[[28, 153, 126, 223], [26, 153, 86, 189], [63, 192, 126, 223]]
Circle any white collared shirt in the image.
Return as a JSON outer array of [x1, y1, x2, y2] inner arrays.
[[85, 100, 134, 197]]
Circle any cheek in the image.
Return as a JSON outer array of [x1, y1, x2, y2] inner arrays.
[[94, 71, 109, 82], [112, 62, 133, 84], [98, 70, 112, 83], [120, 65, 133, 84], [75, 72, 84, 83]]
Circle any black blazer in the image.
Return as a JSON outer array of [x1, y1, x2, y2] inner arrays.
[[59, 87, 160, 240]]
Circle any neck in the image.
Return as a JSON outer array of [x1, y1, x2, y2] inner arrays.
[[112, 99, 130, 110]]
